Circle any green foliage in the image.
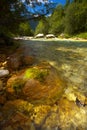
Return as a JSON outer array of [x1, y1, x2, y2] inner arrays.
[[35, 5, 65, 35], [0, 0, 28, 46], [73, 32, 87, 39], [35, 18, 49, 35], [0, 0, 26, 35], [64, 2, 87, 35], [18, 22, 33, 36], [65, 0, 71, 7], [0, 0, 87, 39], [49, 5, 64, 35], [35, 1, 87, 36], [24, 68, 49, 82]]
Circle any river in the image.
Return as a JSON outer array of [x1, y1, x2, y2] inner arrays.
[[21, 39, 87, 95]]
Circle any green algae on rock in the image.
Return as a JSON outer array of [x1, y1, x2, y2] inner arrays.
[[12, 78, 25, 94], [6, 63, 66, 105], [24, 67, 49, 82]]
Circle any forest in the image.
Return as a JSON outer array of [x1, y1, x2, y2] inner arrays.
[[35, 0, 87, 38], [0, 0, 87, 43]]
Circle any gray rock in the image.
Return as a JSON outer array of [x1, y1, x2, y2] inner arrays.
[[35, 33, 44, 38], [0, 69, 9, 77]]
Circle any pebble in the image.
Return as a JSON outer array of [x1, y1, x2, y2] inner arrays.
[[0, 69, 9, 77]]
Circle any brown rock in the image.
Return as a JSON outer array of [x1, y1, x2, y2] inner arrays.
[[6, 75, 18, 99], [2, 99, 33, 116], [23, 55, 35, 66], [0, 80, 3, 91], [0, 95, 6, 104], [2, 126, 13, 130], [0, 100, 34, 130], [7, 54, 22, 70], [1, 112, 32, 130]]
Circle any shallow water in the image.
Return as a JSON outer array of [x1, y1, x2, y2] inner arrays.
[[21, 39, 87, 94]]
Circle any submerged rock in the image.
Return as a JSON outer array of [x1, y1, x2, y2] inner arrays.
[[7, 49, 35, 71], [1, 62, 87, 130], [1, 97, 87, 130], [22, 55, 35, 66], [0, 99, 34, 130], [7, 54, 22, 70], [6, 62, 66, 104]]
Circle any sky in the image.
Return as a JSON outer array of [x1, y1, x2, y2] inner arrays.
[[52, 0, 66, 5], [24, 0, 66, 16]]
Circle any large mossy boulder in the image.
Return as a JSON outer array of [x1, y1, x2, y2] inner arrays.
[[6, 62, 66, 104]]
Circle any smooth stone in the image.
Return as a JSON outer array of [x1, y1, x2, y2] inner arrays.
[[0, 69, 9, 77]]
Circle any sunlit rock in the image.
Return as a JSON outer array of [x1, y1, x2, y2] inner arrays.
[[35, 33, 44, 38], [31, 105, 51, 125], [64, 86, 86, 106], [2, 61, 7, 68], [62, 64, 71, 71], [58, 98, 87, 129], [65, 92, 76, 101], [46, 34, 56, 39], [64, 87, 76, 101]]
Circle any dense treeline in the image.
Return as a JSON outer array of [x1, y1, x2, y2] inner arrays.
[[0, 0, 27, 35], [0, 0, 87, 42], [0, 0, 28, 45], [0, 0, 56, 39], [35, 0, 87, 37], [0, 0, 48, 43]]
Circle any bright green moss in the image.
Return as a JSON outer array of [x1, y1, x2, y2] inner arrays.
[[24, 68, 49, 82]]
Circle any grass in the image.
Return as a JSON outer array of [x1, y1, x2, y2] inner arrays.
[[73, 32, 87, 39], [58, 32, 87, 40]]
